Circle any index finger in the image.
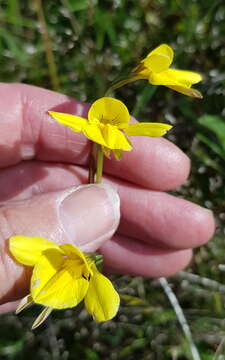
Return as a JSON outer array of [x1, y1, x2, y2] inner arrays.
[[0, 83, 190, 190]]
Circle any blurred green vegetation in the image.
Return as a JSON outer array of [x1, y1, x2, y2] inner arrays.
[[0, 0, 225, 359]]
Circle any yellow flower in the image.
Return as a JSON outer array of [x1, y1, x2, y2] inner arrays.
[[9, 235, 120, 329], [133, 44, 202, 98], [48, 97, 172, 160]]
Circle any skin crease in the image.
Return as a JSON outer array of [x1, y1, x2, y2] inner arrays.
[[0, 83, 215, 311]]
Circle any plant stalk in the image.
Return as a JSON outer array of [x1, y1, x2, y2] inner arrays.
[[35, 0, 60, 92], [95, 145, 104, 184]]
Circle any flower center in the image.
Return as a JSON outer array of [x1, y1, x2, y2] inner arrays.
[[89, 117, 101, 125], [63, 258, 91, 280], [89, 115, 115, 126]]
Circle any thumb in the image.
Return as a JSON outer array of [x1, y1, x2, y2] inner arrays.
[[0, 184, 120, 304]]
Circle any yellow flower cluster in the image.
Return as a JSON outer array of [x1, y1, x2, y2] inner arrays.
[[133, 44, 202, 98], [49, 44, 202, 159], [8, 44, 202, 329], [49, 97, 172, 160], [9, 235, 119, 329]]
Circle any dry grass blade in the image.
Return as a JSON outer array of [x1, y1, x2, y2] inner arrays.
[[159, 277, 201, 360], [213, 337, 225, 360]]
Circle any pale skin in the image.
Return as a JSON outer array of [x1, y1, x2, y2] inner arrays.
[[0, 83, 215, 313]]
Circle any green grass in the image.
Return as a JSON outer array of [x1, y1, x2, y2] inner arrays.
[[0, 0, 225, 358]]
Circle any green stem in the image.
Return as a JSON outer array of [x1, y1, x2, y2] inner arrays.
[[35, 0, 60, 92], [95, 145, 104, 184], [104, 75, 142, 96], [88, 142, 97, 183]]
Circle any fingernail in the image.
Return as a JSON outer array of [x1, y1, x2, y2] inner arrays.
[[59, 184, 120, 251]]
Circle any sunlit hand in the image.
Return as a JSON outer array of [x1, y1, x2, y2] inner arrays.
[[0, 83, 214, 312]]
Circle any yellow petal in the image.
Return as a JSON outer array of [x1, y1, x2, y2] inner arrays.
[[59, 243, 93, 277], [167, 69, 202, 85], [88, 97, 130, 129], [9, 235, 60, 266], [48, 111, 87, 132], [125, 122, 172, 137], [167, 85, 203, 98], [84, 267, 120, 322], [31, 249, 89, 309], [149, 68, 202, 87], [33, 269, 89, 309], [31, 248, 64, 299], [101, 124, 132, 151], [82, 124, 107, 147], [143, 44, 174, 73]]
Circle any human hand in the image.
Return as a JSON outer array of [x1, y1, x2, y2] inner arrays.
[[0, 83, 214, 312]]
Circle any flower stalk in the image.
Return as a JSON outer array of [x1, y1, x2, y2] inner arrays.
[[95, 145, 104, 184], [88, 142, 98, 184], [104, 75, 141, 96]]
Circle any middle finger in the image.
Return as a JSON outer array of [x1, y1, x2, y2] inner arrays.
[[0, 161, 214, 251]]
